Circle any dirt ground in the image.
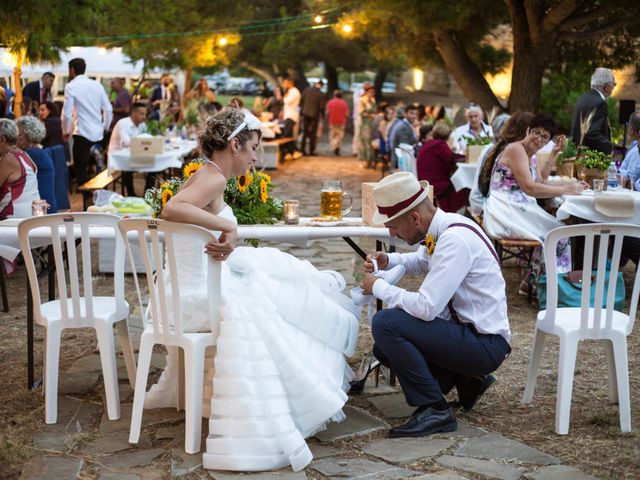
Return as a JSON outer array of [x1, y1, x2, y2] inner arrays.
[[0, 247, 638, 479]]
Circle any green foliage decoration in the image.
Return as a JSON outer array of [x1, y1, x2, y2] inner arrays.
[[463, 135, 492, 146], [575, 149, 612, 171]]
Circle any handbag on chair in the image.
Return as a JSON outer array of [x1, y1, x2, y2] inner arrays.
[[538, 268, 625, 310]]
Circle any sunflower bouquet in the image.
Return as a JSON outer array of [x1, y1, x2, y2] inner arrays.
[[224, 170, 283, 225], [144, 160, 205, 217], [144, 160, 283, 224]]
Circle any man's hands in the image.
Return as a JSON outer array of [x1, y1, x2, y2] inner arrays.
[[361, 274, 380, 295], [204, 228, 237, 262], [364, 252, 388, 273], [361, 252, 389, 294]]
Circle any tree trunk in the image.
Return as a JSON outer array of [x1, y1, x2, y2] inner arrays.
[[433, 28, 503, 113], [373, 67, 388, 103], [508, 49, 546, 112], [182, 67, 192, 112], [13, 63, 23, 118], [240, 61, 278, 87], [505, 0, 552, 112], [324, 63, 339, 95]]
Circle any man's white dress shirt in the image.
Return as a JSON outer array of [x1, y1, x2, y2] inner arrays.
[[452, 122, 494, 154], [372, 209, 511, 343], [62, 74, 113, 142], [283, 86, 301, 124], [620, 140, 640, 191], [108, 117, 148, 153]]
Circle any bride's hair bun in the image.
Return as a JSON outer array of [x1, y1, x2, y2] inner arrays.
[[200, 107, 254, 158]]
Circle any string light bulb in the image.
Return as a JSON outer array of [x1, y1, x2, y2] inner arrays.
[[218, 37, 228, 46], [342, 24, 353, 33], [314, 14, 323, 23]]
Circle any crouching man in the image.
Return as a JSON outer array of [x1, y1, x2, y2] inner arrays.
[[362, 172, 511, 437]]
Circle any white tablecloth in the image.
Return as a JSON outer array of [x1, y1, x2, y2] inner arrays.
[[108, 140, 198, 173], [451, 163, 478, 192], [0, 217, 398, 261], [557, 190, 640, 224]]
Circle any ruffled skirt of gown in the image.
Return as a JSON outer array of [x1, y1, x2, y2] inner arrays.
[[143, 244, 359, 472]]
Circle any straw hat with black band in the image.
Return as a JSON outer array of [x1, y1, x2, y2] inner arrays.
[[373, 172, 431, 224]]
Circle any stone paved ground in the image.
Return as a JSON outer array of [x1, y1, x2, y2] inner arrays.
[[16, 147, 600, 479]]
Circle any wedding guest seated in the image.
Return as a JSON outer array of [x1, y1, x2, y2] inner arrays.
[[360, 172, 511, 437], [414, 123, 434, 157], [451, 103, 493, 154], [38, 102, 65, 149], [416, 123, 466, 213], [0, 119, 40, 219], [108, 102, 149, 196], [483, 113, 587, 292], [619, 110, 640, 266], [469, 112, 529, 217], [16, 116, 57, 213]]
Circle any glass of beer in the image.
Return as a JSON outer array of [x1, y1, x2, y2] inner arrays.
[[320, 181, 352, 220]]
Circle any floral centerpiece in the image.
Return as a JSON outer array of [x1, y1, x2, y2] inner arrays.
[[463, 135, 492, 164], [144, 160, 284, 224], [574, 148, 611, 188]]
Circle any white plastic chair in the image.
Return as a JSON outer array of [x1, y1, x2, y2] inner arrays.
[[119, 218, 222, 454], [19, 213, 136, 424], [395, 143, 417, 176], [522, 223, 640, 434]]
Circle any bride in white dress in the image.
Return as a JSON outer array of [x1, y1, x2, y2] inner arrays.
[[144, 107, 359, 472]]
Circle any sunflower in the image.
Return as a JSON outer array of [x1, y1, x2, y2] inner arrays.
[[257, 172, 271, 183], [160, 182, 169, 190], [424, 233, 436, 256], [237, 172, 253, 193], [161, 188, 174, 207], [259, 179, 269, 203], [183, 160, 203, 178]]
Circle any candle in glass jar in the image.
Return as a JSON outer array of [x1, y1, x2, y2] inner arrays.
[[32, 200, 49, 217], [283, 200, 300, 225]]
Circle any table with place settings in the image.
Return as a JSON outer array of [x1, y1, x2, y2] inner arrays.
[[557, 190, 640, 225]]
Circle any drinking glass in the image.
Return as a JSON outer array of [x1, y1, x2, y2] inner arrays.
[[592, 178, 605, 194], [629, 175, 637, 192], [616, 173, 626, 190], [31, 200, 49, 216], [283, 200, 300, 225], [320, 181, 353, 220]]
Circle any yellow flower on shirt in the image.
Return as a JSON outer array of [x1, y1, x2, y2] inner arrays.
[[424, 233, 436, 256]]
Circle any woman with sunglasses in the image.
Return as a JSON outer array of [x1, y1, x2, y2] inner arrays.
[[146, 107, 359, 472], [483, 113, 587, 294]]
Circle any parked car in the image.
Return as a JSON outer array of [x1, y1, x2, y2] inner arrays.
[[220, 78, 259, 95]]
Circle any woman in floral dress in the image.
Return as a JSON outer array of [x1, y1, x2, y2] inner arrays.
[[483, 113, 587, 290]]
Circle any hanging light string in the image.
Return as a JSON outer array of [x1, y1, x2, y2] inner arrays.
[[79, 8, 345, 43]]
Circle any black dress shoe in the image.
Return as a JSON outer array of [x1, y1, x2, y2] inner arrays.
[[388, 406, 457, 438], [459, 374, 496, 412]]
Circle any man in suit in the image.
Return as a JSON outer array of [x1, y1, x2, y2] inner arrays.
[[300, 80, 325, 156], [570, 67, 616, 154], [150, 74, 179, 114], [389, 105, 418, 169], [22, 72, 55, 106]]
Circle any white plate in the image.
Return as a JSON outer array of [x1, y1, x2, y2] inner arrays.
[[580, 190, 595, 196], [308, 221, 340, 227]]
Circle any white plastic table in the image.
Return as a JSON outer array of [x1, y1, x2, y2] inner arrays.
[[108, 140, 198, 173]]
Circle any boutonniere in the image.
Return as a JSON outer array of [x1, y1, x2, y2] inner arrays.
[[424, 233, 436, 256]]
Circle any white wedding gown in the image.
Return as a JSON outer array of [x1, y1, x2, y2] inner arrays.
[[143, 205, 360, 472]]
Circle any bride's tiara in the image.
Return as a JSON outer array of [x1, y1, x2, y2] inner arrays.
[[228, 111, 262, 140]]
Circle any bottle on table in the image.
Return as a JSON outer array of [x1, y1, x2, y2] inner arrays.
[[607, 162, 618, 190]]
